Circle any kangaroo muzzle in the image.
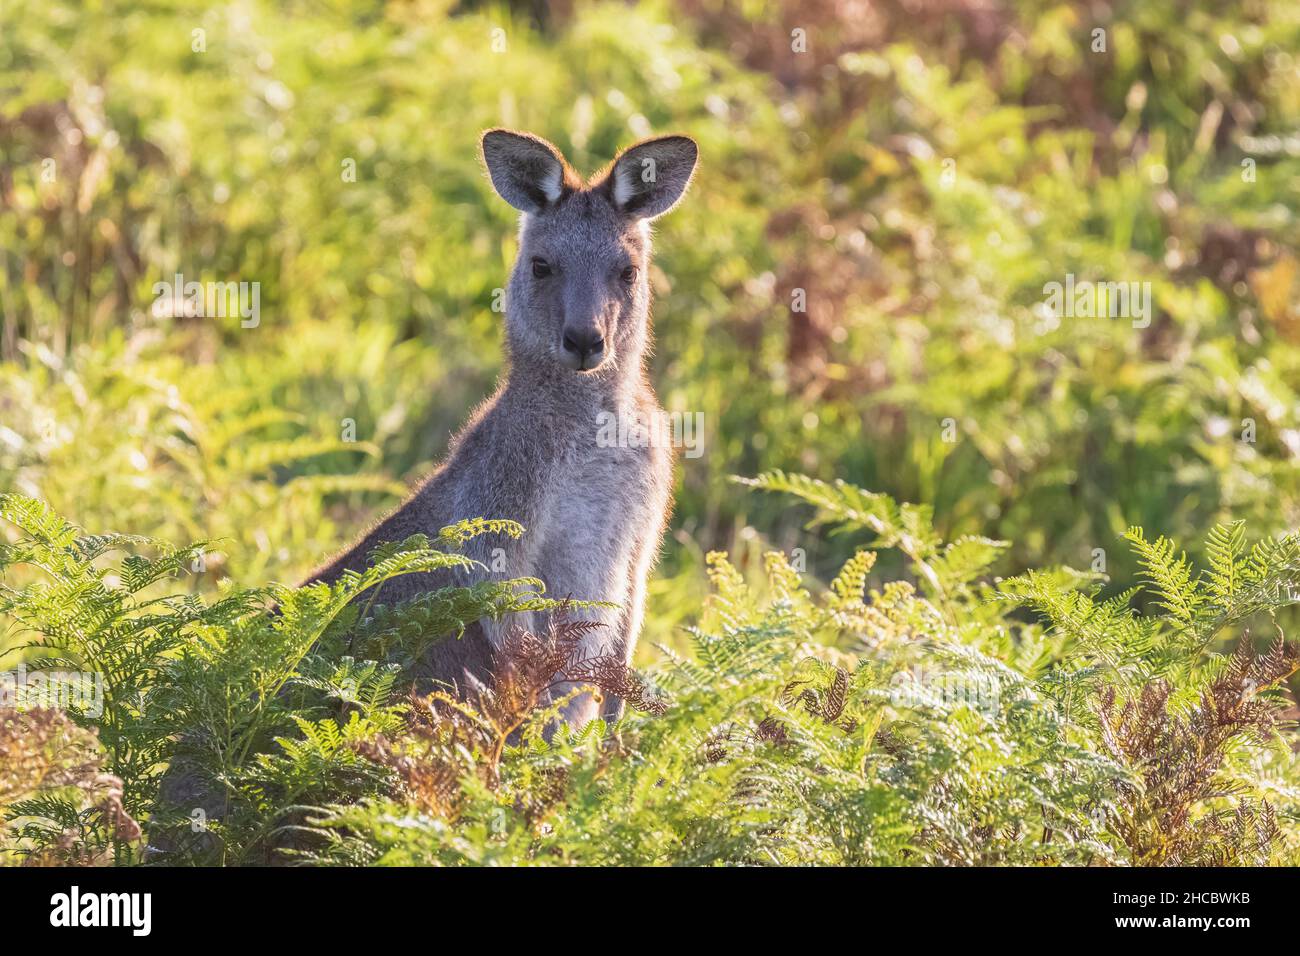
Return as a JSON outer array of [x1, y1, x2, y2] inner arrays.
[[561, 325, 606, 371]]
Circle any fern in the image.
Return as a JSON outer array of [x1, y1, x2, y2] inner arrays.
[[6, 480, 1299, 867], [0, 496, 556, 864]]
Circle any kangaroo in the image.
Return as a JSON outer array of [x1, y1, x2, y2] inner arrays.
[[306, 129, 698, 727]]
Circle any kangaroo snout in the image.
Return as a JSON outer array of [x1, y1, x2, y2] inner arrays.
[[561, 326, 606, 371]]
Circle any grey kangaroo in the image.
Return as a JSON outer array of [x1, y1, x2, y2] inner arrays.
[[153, 131, 696, 855], [307, 129, 698, 727]]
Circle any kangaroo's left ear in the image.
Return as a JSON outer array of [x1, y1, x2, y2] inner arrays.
[[604, 135, 699, 220]]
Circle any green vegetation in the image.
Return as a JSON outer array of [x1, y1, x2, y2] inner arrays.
[[2, 0, 1299, 865], [2, 483, 1298, 865]]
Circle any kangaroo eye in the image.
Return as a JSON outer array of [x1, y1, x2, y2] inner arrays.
[[531, 258, 552, 279], [621, 264, 638, 284]]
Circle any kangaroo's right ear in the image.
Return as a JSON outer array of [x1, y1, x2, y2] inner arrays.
[[480, 129, 572, 214]]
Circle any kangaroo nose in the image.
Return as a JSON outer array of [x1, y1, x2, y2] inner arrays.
[[562, 329, 605, 368]]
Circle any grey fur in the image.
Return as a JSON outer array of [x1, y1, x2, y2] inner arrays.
[[306, 129, 698, 725]]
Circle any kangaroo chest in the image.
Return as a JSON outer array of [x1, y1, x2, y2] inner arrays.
[[504, 406, 670, 595], [541, 424, 662, 541]]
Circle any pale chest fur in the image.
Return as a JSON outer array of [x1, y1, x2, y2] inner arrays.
[[519, 401, 673, 603]]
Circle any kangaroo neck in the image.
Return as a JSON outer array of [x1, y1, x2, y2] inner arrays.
[[503, 346, 650, 412]]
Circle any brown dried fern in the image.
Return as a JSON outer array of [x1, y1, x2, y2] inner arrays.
[[1097, 636, 1299, 865], [0, 708, 142, 865]]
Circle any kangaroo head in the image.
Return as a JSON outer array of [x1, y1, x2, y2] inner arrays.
[[481, 129, 698, 376]]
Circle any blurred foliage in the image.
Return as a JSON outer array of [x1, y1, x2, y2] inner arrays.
[[1, 1, 1298, 647]]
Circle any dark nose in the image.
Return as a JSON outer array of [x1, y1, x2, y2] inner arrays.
[[562, 328, 605, 366]]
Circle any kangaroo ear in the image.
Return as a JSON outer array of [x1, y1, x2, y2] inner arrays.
[[606, 135, 699, 220], [480, 129, 571, 214]]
